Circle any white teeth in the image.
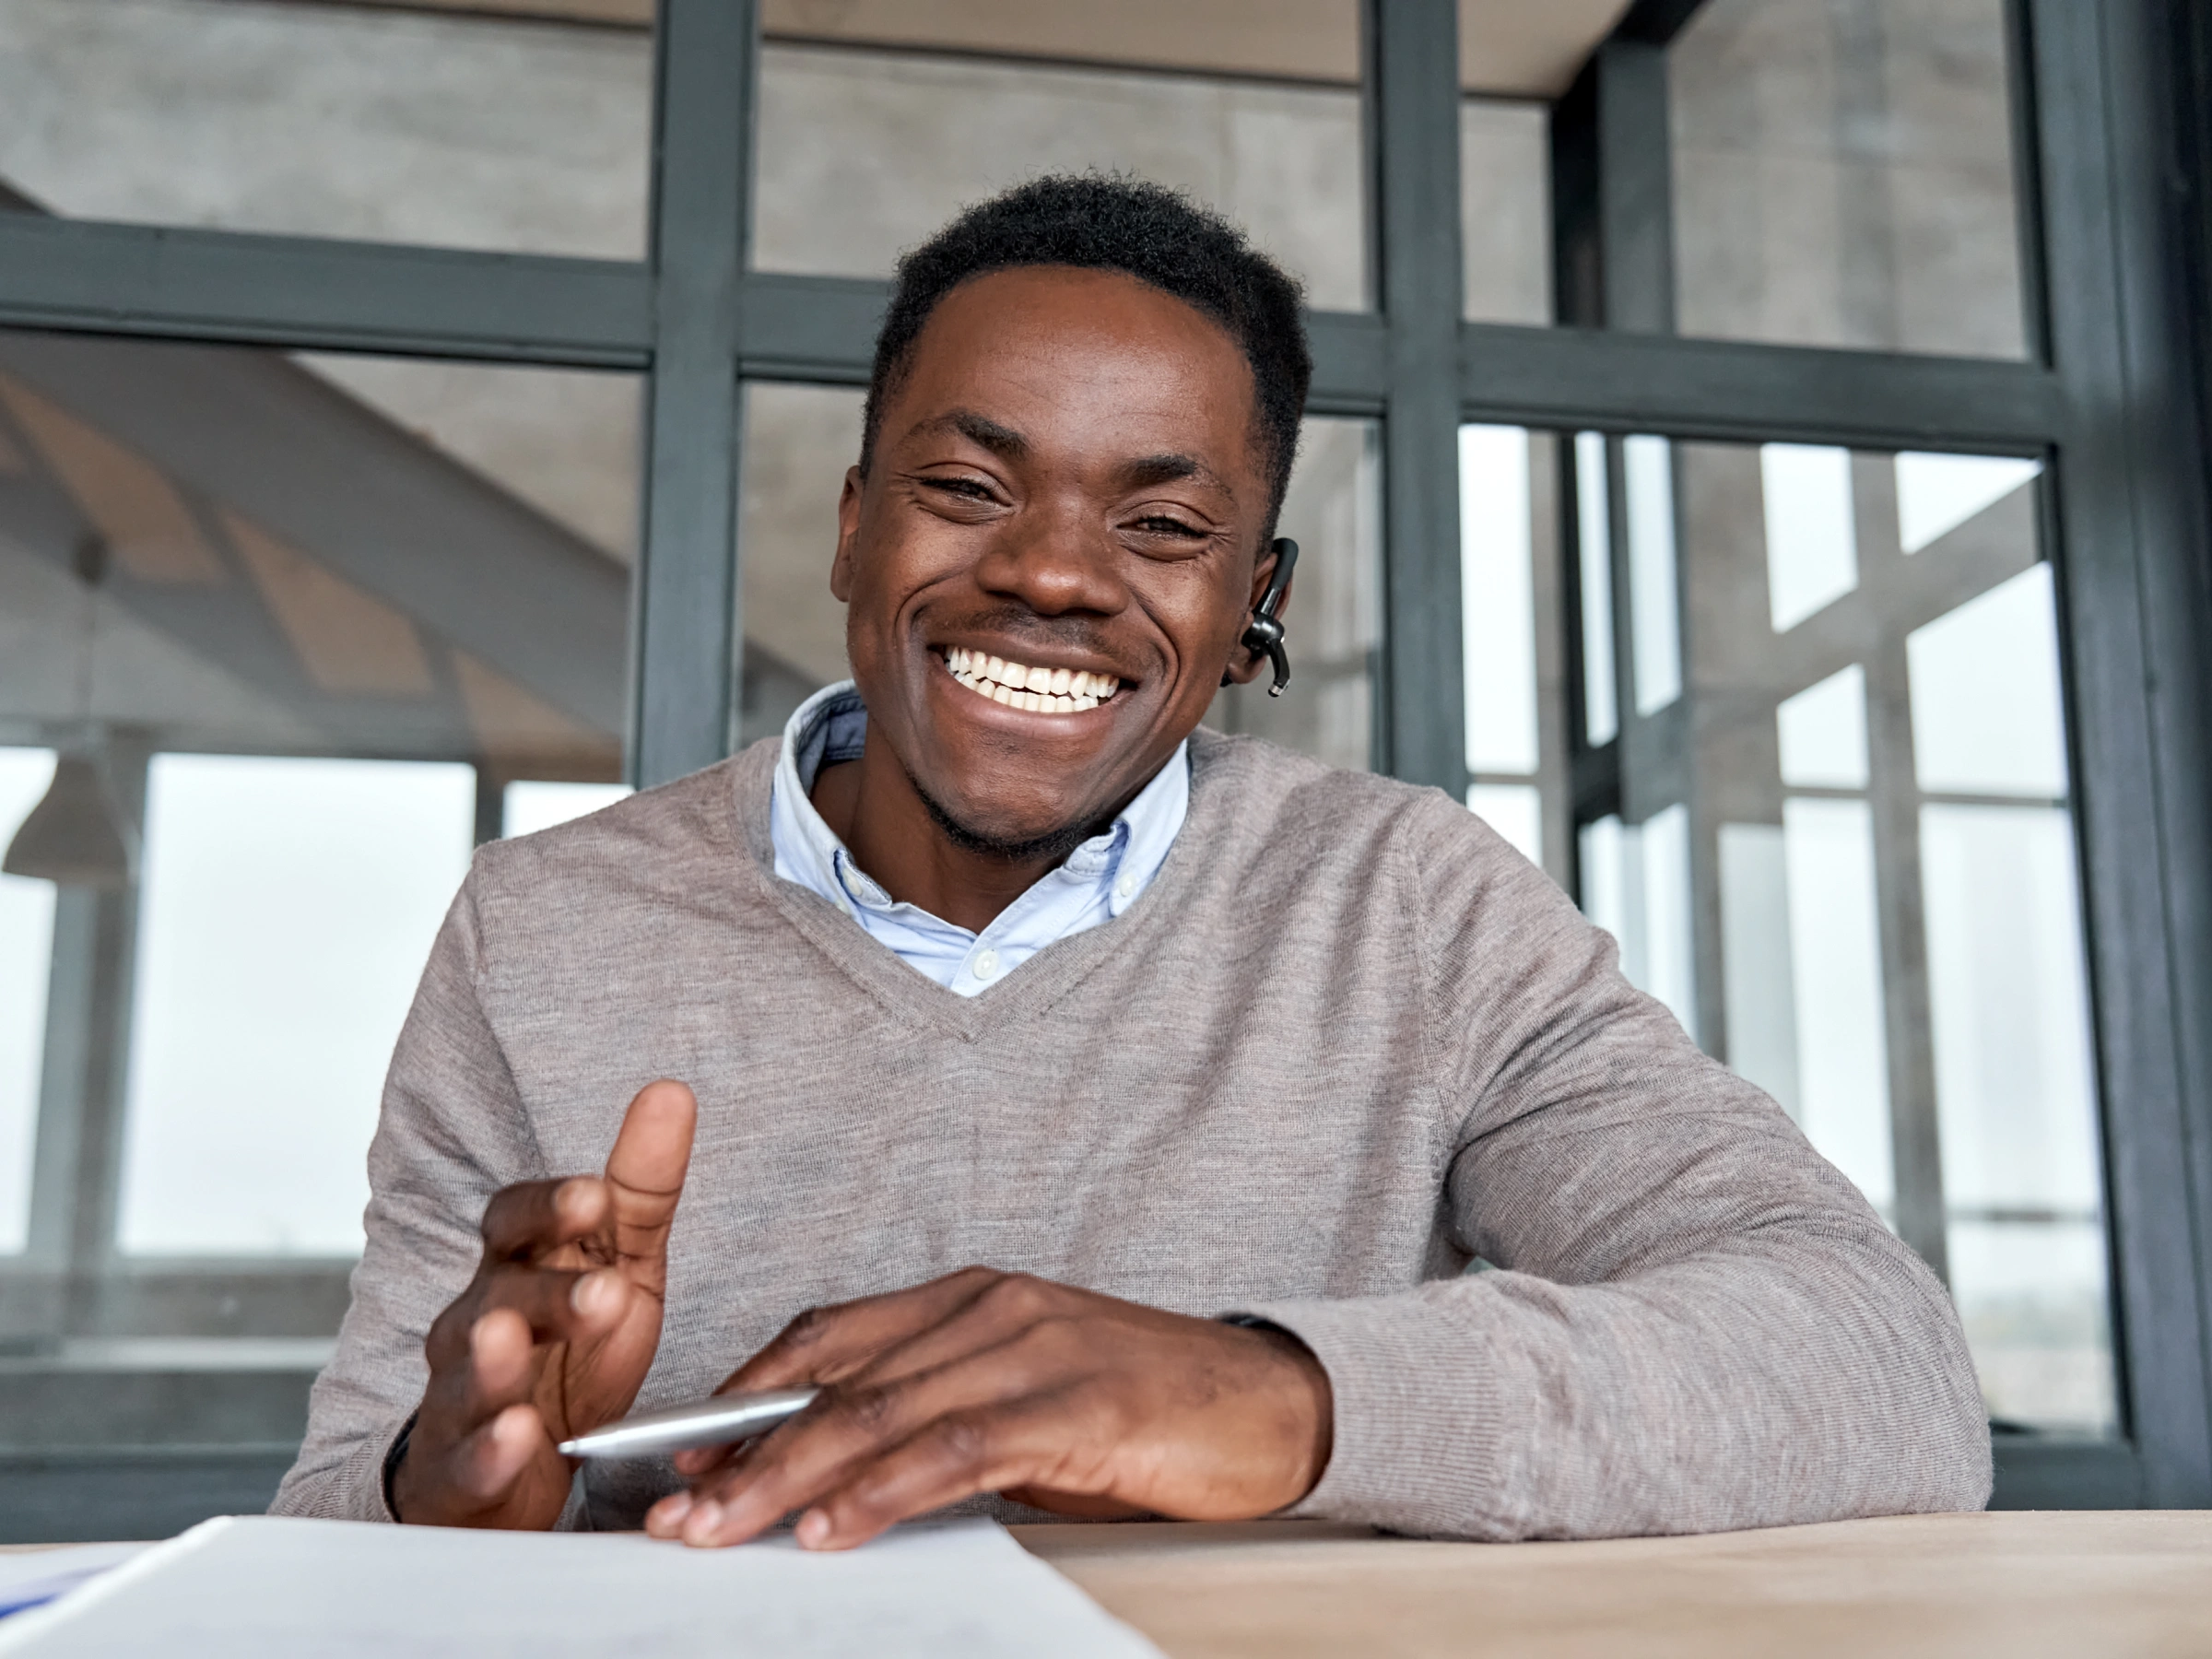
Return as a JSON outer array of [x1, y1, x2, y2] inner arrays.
[[942, 649, 1123, 716]]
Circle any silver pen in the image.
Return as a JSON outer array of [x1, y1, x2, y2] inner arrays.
[[557, 1386, 820, 1460]]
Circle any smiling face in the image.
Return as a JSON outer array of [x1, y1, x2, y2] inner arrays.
[[830, 265, 1282, 853]]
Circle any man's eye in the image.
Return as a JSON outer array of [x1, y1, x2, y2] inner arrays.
[[923, 477, 995, 502], [1133, 516, 1206, 539]]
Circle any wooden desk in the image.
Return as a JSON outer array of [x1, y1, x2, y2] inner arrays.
[[9, 1512, 2206, 1654], [1013, 1512, 2212, 1659]]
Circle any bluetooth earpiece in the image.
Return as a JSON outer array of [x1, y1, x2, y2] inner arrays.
[[1221, 536, 1299, 697]]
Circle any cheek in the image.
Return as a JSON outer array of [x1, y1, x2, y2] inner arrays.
[[1155, 585, 1250, 704], [840, 535, 948, 658]]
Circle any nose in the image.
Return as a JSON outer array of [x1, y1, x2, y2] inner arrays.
[[971, 511, 1129, 618]]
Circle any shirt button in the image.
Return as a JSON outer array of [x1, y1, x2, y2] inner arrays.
[[1114, 875, 1135, 900], [971, 948, 1000, 980]]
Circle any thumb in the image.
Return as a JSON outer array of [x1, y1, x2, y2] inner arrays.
[[603, 1078, 696, 1275]]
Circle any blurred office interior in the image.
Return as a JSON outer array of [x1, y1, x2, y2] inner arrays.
[[1, 0, 2210, 1535]]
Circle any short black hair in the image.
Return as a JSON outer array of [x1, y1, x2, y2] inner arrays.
[[861, 174, 1312, 535]]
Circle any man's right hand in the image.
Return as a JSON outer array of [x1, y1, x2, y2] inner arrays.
[[392, 1078, 697, 1529]]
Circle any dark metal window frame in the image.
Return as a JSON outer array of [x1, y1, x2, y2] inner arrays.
[[0, 0, 2204, 1512]]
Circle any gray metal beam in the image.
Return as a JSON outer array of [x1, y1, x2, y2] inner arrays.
[[2028, 0, 2212, 1503], [1459, 324, 2069, 451], [736, 273, 882, 386], [1367, 0, 1468, 794], [0, 215, 2075, 454], [0, 331, 631, 737], [1591, 40, 1676, 335], [0, 216, 651, 367], [734, 276, 1397, 418], [1612, 0, 1712, 46], [630, 0, 759, 786]]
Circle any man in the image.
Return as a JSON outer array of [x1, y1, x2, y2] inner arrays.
[[274, 177, 1989, 1547]]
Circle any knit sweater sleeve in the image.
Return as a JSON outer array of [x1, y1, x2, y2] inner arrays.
[[1234, 792, 1992, 1539], [269, 864, 546, 1524]]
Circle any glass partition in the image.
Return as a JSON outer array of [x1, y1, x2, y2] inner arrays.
[[1668, 0, 2029, 359], [1565, 427, 2114, 1434], [0, 0, 652, 256], [1460, 100, 1553, 326], [0, 329, 636, 1401], [750, 5, 1369, 311], [1460, 424, 1569, 877], [1206, 417, 1383, 771], [0, 747, 55, 1254], [118, 755, 474, 1256]]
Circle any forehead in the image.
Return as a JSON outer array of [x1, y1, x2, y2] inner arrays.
[[889, 265, 1262, 473]]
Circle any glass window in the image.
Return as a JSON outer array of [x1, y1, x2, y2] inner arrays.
[[1668, 0, 2029, 359], [1581, 803, 1699, 1035], [0, 329, 636, 1359], [1459, 99, 1552, 325], [1209, 417, 1382, 772], [1579, 429, 2112, 1433], [751, 17, 1369, 311], [1624, 435, 1682, 715], [0, 0, 651, 257], [1571, 430, 1619, 747], [739, 383, 1381, 772], [118, 755, 474, 1255], [736, 382, 864, 749], [1461, 425, 1569, 877], [0, 746, 55, 1253], [503, 779, 631, 840]]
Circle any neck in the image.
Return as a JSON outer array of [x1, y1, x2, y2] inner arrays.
[[809, 727, 1091, 933]]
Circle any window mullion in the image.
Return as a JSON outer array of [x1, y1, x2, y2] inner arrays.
[[1367, 0, 1467, 794], [631, 0, 759, 787]]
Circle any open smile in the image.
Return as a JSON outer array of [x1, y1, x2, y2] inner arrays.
[[938, 647, 1123, 715]]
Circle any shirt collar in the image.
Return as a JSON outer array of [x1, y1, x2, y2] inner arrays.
[[769, 679, 1188, 929]]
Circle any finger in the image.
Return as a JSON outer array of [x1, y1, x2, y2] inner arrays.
[[445, 1401, 553, 1503], [601, 1080, 696, 1284], [835, 1272, 1085, 1394], [415, 1308, 541, 1481], [676, 1322, 1084, 1547], [481, 1263, 629, 1345], [479, 1177, 608, 1264], [795, 1389, 1115, 1550], [423, 1260, 626, 1374], [648, 1433, 776, 1535], [718, 1265, 1005, 1394]]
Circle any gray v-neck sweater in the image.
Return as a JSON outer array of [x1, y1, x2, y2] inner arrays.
[[273, 730, 1990, 1538]]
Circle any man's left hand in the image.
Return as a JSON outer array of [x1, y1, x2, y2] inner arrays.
[[641, 1266, 1334, 1549]]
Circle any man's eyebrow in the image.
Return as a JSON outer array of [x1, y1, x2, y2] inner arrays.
[[1119, 453, 1236, 499], [906, 408, 1028, 458]]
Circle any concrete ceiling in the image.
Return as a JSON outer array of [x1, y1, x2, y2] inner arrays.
[[276, 0, 1632, 97]]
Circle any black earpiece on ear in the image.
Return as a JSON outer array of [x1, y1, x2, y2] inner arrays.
[[1222, 536, 1299, 697]]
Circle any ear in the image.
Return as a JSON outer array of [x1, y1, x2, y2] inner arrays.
[[1221, 541, 1294, 688], [1247, 539, 1290, 613], [829, 466, 865, 604]]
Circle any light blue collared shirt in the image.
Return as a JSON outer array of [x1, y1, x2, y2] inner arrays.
[[769, 681, 1190, 995]]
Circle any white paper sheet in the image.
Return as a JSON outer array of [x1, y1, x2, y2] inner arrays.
[[0, 1547, 147, 1621], [0, 1515, 1161, 1658]]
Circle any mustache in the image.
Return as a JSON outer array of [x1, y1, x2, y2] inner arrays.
[[929, 606, 1131, 670]]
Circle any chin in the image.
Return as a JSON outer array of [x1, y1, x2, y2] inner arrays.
[[907, 769, 1107, 865]]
